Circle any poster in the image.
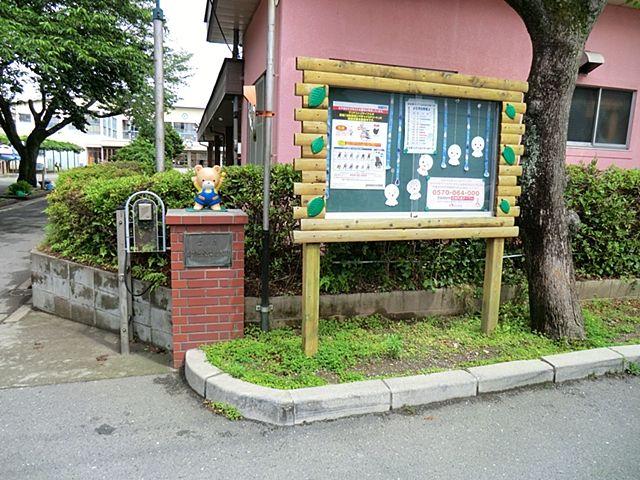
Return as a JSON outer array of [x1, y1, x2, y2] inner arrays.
[[426, 177, 485, 210], [330, 101, 389, 190], [404, 98, 438, 154]]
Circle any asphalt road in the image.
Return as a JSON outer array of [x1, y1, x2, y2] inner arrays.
[[0, 197, 48, 320], [0, 373, 638, 480]]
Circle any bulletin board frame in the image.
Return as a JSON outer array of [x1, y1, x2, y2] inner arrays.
[[291, 57, 528, 356]]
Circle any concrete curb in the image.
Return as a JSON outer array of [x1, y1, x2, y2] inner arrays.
[[184, 345, 640, 426]]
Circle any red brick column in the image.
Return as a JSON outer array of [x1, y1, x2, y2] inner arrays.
[[166, 209, 248, 368]]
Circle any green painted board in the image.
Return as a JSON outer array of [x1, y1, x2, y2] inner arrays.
[[325, 88, 500, 218]]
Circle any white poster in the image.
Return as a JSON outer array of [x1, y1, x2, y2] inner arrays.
[[330, 101, 389, 190], [404, 98, 438, 154], [426, 177, 485, 210]]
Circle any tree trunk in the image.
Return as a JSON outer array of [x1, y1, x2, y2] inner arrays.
[[17, 144, 40, 187], [506, 0, 607, 339], [17, 130, 49, 186]]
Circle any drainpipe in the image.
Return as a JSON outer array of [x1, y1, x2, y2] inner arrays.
[[232, 28, 240, 166], [259, 0, 276, 332]]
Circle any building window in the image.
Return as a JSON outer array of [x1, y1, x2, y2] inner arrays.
[[172, 122, 197, 142], [18, 113, 32, 123], [122, 119, 138, 140], [86, 115, 101, 135], [568, 86, 634, 147], [248, 75, 266, 165], [101, 117, 118, 138]]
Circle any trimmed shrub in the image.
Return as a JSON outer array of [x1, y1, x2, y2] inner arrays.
[[7, 180, 33, 196], [566, 162, 640, 278], [45, 162, 191, 277], [43, 161, 640, 295]]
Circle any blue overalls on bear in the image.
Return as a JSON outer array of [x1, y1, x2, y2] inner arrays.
[[194, 188, 221, 208]]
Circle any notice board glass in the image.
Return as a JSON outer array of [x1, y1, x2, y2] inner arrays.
[[325, 88, 501, 218]]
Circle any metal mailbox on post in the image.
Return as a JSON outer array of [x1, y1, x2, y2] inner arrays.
[[116, 191, 166, 354]]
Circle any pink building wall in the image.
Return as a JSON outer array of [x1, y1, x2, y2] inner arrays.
[[241, 0, 640, 169]]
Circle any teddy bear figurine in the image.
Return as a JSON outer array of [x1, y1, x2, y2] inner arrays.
[[192, 164, 224, 211]]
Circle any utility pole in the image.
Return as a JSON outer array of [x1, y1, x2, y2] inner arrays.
[[153, 0, 165, 172], [259, 0, 276, 332]]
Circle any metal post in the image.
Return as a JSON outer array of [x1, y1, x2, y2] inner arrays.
[[233, 96, 239, 166], [40, 150, 45, 189], [116, 209, 130, 354], [232, 28, 240, 59], [259, 0, 276, 332], [153, 0, 165, 172]]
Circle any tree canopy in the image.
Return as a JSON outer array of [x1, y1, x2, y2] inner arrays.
[[0, 0, 190, 183]]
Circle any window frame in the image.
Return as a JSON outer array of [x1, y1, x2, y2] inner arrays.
[[248, 73, 266, 165], [567, 85, 635, 150]]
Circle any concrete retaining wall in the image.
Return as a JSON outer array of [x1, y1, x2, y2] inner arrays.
[[31, 250, 172, 350], [32, 250, 640, 346], [245, 279, 640, 328]]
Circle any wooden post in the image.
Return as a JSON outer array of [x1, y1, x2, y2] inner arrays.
[[481, 238, 505, 334], [302, 243, 320, 356], [116, 209, 130, 354]]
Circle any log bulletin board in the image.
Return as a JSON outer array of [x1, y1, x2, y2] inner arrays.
[[292, 57, 527, 356]]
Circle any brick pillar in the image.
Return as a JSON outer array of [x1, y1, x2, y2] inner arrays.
[[166, 209, 248, 368]]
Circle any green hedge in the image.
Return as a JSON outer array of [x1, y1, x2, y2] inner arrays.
[[0, 133, 82, 153], [566, 162, 640, 278], [44, 161, 640, 296]]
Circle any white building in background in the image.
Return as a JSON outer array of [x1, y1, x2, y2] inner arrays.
[[2, 103, 208, 170]]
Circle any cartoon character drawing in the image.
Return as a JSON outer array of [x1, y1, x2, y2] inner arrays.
[[406, 179, 421, 201], [384, 184, 400, 207], [447, 144, 462, 166], [417, 154, 433, 176], [471, 136, 485, 158], [358, 124, 371, 140]]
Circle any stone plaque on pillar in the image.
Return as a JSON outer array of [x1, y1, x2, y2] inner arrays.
[[184, 232, 232, 268]]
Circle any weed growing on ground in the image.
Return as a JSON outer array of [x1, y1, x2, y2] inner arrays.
[[206, 402, 243, 420], [626, 363, 640, 376]]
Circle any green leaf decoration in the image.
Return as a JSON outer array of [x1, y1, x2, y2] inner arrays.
[[310, 136, 325, 154], [505, 103, 517, 119], [307, 196, 325, 217], [502, 146, 516, 165], [499, 199, 511, 214], [308, 86, 326, 108]]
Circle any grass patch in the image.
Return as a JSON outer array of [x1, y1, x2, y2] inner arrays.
[[206, 401, 243, 420], [627, 363, 640, 376], [201, 299, 640, 390]]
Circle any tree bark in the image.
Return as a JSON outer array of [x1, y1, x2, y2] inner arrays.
[[506, 0, 607, 339], [17, 143, 39, 187]]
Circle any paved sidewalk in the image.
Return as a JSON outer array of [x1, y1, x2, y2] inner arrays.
[[0, 197, 47, 321], [0, 309, 171, 389]]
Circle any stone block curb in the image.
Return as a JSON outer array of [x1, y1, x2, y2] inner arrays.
[[185, 345, 640, 426], [541, 348, 625, 382], [608, 345, 640, 366], [290, 380, 390, 424], [205, 374, 295, 426], [184, 349, 222, 397], [466, 360, 554, 393], [383, 370, 477, 409]]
